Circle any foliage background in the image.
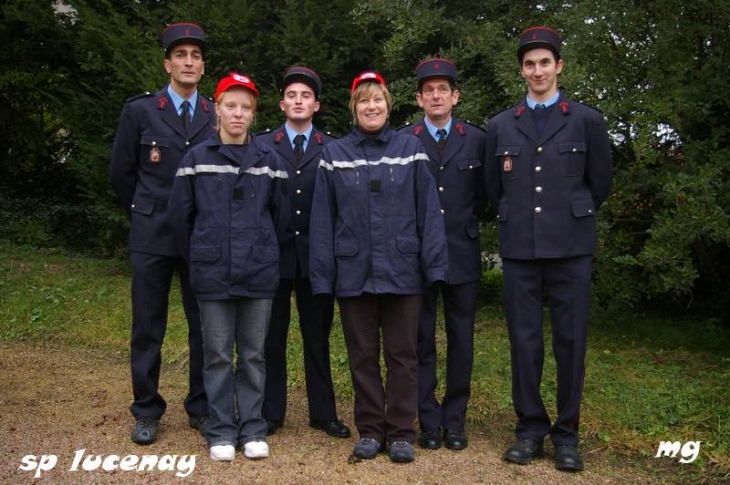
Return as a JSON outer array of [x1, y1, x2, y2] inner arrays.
[[1, 0, 729, 322]]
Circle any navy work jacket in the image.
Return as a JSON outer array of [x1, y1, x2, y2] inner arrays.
[[169, 134, 290, 300], [258, 125, 335, 280], [401, 118, 486, 284], [309, 126, 448, 297], [110, 86, 215, 256], [483, 94, 613, 259]]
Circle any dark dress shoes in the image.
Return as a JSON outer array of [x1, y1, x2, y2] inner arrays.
[[503, 439, 544, 464], [443, 429, 468, 451], [188, 415, 209, 435], [131, 418, 159, 445], [554, 445, 584, 471], [266, 420, 283, 436], [418, 429, 442, 449], [309, 419, 351, 438]]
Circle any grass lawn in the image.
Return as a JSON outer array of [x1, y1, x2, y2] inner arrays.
[[1, 240, 728, 482]]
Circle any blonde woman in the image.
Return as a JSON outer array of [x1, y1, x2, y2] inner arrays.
[[309, 72, 448, 463]]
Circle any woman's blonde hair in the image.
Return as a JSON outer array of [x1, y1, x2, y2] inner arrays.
[[348, 82, 392, 123]]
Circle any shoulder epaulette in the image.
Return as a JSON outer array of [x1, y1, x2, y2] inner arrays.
[[574, 99, 604, 115], [456, 119, 486, 133], [395, 122, 413, 131], [125, 92, 153, 103], [255, 128, 274, 136]]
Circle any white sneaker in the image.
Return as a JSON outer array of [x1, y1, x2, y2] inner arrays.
[[210, 444, 235, 462], [244, 440, 269, 459]]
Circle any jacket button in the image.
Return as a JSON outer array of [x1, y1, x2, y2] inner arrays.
[[296, 170, 301, 175], [535, 186, 542, 193], [504, 151, 509, 155], [438, 186, 444, 192], [537, 146, 543, 153], [588, 209, 593, 214], [572, 147, 577, 152], [535, 166, 542, 173], [440, 209, 445, 215], [469, 165, 473, 169], [439, 166, 444, 171], [185, 141, 190, 146], [534, 206, 542, 213], [296, 210, 301, 215], [295, 231, 300, 236], [151, 141, 157, 146], [296, 189, 302, 195]]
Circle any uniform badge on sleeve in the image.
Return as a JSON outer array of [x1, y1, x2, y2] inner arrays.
[[150, 146, 161, 163], [503, 155, 512, 173]]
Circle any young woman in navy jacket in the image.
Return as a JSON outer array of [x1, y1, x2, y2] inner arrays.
[[170, 73, 289, 462]]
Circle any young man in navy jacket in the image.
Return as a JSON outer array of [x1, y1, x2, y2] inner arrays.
[[258, 66, 350, 439], [484, 26, 613, 471]]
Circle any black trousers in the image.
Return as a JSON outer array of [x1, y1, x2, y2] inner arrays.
[[263, 278, 337, 423], [339, 293, 422, 445], [129, 251, 207, 420], [417, 281, 478, 432], [502, 256, 592, 447]]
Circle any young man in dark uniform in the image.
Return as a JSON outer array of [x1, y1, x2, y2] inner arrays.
[[110, 22, 215, 445], [484, 27, 613, 471], [400, 58, 485, 452], [258, 66, 350, 439]]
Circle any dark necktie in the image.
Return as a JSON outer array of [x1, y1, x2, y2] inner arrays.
[[533, 103, 548, 135], [436, 128, 447, 156], [294, 134, 305, 160], [180, 100, 191, 133]]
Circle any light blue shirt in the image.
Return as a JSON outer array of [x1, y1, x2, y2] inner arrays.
[[526, 91, 560, 109], [424, 117, 453, 141], [167, 86, 198, 120], [285, 123, 314, 153]]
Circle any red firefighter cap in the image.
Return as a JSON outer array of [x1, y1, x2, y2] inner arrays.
[[351, 71, 386, 94], [517, 26, 562, 62], [282, 66, 322, 99], [215, 72, 260, 102], [416, 58, 457, 88], [162, 22, 205, 55]]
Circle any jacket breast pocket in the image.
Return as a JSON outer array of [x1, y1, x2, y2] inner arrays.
[[495, 146, 520, 180], [558, 142, 586, 177], [140, 135, 170, 168]]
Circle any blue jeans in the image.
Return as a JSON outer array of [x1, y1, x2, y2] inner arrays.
[[198, 298, 271, 447]]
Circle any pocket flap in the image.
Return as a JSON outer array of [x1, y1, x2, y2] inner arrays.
[[571, 198, 596, 217], [253, 245, 279, 263], [335, 238, 359, 257], [558, 142, 586, 154], [191, 246, 220, 262], [495, 146, 521, 157], [140, 135, 170, 147], [396, 236, 420, 254], [457, 159, 482, 171], [130, 196, 155, 215]]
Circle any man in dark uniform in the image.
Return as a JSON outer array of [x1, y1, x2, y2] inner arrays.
[[258, 66, 350, 439], [110, 22, 215, 445], [484, 26, 613, 471], [400, 58, 485, 452]]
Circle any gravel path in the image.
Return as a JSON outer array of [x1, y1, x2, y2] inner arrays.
[[0, 342, 667, 484]]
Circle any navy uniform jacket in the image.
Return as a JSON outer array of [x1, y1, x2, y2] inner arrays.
[[110, 86, 216, 256], [309, 126, 448, 297], [400, 119, 485, 284], [168, 133, 290, 300], [258, 126, 335, 280], [484, 94, 613, 259]]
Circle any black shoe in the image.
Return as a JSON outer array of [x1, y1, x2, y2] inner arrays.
[[418, 429, 442, 449], [188, 415, 209, 435], [309, 419, 351, 438], [131, 418, 159, 445], [266, 420, 283, 436], [503, 439, 544, 464], [554, 445, 584, 471], [443, 429, 468, 451]]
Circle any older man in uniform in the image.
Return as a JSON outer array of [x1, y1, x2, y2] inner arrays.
[[258, 66, 350, 439], [110, 22, 215, 445], [484, 27, 613, 470], [400, 58, 485, 452]]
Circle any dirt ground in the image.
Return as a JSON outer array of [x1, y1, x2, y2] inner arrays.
[[0, 342, 673, 484]]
